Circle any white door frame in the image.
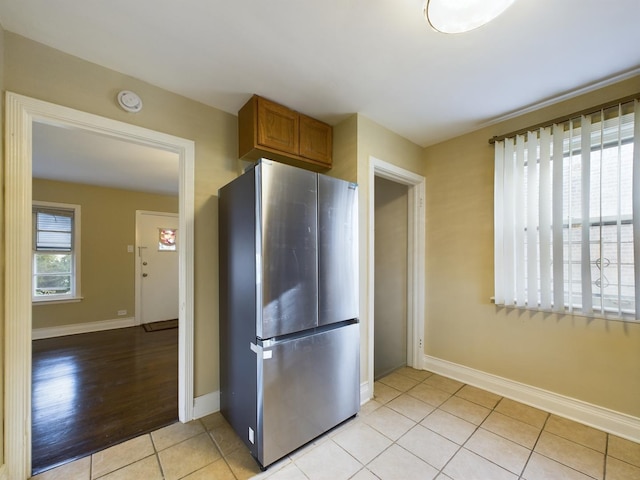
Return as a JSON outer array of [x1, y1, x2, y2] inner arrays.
[[135, 210, 179, 326], [367, 156, 425, 397], [3, 92, 195, 479]]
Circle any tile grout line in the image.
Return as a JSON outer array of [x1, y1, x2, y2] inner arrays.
[[329, 431, 389, 480], [199, 418, 243, 480], [92, 434, 157, 480], [603, 432, 609, 480], [538, 430, 605, 479], [332, 409, 397, 477], [427, 385, 561, 479], [525, 415, 606, 480], [148, 431, 166, 480], [377, 371, 505, 480], [395, 371, 518, 479], [353, 371, 443, 478], [436, 390, 518, 480], [516, 406, 550, 480], [427, 376, 615, 480], [431, 381, 474, 479]]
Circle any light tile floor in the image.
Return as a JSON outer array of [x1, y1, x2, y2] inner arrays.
[[31, 368, 640, 480]]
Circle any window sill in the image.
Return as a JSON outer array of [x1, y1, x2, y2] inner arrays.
[[32, 296, 84, 306]]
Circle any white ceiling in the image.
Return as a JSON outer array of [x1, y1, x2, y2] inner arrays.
[[33, 122, 179, 195], [3, 0, 640, 191]]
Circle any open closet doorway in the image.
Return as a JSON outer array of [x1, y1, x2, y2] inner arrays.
[[374, 177, 409, 379], [367, 157, 426, 396], [4, 92, 195, 479]]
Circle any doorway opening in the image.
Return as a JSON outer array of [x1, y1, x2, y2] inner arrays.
[[374, 176, 409, 379], [4, 92, 195, 479], [367, 157, 426, 396]]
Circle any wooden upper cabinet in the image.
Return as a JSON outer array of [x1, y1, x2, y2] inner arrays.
[[238, 95, 332, 171], [257, 97, 299, 155], [299, 114, 332, 165]]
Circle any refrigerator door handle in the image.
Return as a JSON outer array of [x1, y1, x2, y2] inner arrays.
[[251, 342, 273, 359]]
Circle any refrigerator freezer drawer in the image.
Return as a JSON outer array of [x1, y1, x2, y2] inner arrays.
[[258, 323, 360, 467]]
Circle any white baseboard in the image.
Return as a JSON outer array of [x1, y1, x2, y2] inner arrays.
[[192, 390, 220, 420], [32, 317, 136, 340], [424, 355, 640, 443]]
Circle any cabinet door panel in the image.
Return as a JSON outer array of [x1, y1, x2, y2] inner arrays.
[[299, 114, 332, 165], [257, 97, 299, 155]]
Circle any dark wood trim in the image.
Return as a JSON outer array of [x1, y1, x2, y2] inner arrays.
[[489, 93, 640, 144]]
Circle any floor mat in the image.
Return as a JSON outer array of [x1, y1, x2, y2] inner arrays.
[[143, 319, 178, 332]]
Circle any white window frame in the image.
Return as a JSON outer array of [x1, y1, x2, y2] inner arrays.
[[32, 200, 82, 304]]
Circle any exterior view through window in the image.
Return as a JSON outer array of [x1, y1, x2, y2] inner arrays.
[[32, 202, 80, 301], [494, 100, 639, 320]]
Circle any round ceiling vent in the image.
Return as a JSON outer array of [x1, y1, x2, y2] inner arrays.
[[117, 90, 143, 113]]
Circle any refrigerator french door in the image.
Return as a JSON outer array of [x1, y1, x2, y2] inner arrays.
[[219, 159, 359, 469]]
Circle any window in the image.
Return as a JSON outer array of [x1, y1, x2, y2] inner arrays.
[[32, 202, 81, 302], [494, 99, 639, 321]]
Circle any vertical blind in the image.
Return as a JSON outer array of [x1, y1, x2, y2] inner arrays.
[[494, 100, 640, 320]]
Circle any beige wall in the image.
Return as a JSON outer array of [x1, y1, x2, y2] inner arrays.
[[32, 179, 178, 330], [331, 114, 358, 183], [357, 115, 424, 174], [423, 76, 640, 417], [356, 114, 424, 382], [5, 32, 239, 397]]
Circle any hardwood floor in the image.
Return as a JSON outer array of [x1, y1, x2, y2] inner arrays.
[[31, 325, 178, 475]]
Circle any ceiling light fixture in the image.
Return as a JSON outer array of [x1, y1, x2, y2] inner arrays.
[[425, 0, 516, 34]]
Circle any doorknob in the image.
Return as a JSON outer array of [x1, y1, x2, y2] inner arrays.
[[143, 273, 148, 277]]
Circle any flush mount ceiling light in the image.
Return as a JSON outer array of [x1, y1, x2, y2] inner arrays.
[[117, 90, 143, 113], [425, 0, 516, 34]]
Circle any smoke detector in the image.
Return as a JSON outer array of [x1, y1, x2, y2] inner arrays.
[[117, 90, 143, 113]]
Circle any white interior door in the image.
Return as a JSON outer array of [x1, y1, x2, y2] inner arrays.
[[136, 210, 179, 324]]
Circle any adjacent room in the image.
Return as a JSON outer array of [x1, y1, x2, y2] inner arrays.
[[30, 123, 181, 473], [1, 1, 639, 479]]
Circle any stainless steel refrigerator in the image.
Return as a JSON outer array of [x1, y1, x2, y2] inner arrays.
[[219, 159, 359, 469]]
